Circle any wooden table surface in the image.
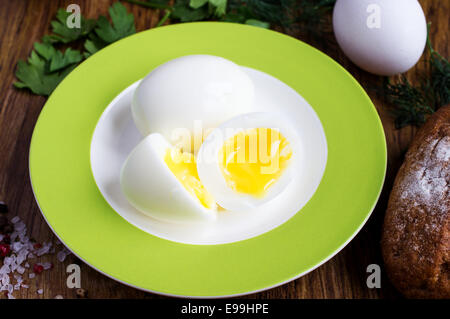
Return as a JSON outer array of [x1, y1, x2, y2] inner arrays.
[[0, 0, 448, 299]]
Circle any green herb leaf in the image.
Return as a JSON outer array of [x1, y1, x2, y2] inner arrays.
[[383, 76, 434, 128], [223, 0, 282, 27], [124, 0, 171, 9], [172, 0, 210, 22], [428, 42, 450, 108], [33, 42, 82, 72], [94, 2, 136, 44], [33, 42, 57, 61], [221, 5, 251, 23], [221, 12, 245, 23], [152, 0, 171, 4], [49, 48, 83, 72], [43, 8, 96, 44], [83, 34, 107, 58], [14, 51, 76, 96], [209, 0, 227, 17], [14, 2, 137, 96], [186, 0, 227, 18], [189, 0, 208, 9], [245, 19, 270, 29], [244, 0, 292, 26]]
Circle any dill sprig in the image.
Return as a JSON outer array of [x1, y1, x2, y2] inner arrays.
[[383, 26, 450, 128], [428, 38, 450, 108], [383, 76, 434, 128]]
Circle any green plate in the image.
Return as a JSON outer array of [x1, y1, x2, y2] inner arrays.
[[29, 22, 386, 297]]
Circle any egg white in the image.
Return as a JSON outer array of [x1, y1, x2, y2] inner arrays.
[[120, 133, 217, 223], [196, 112, 303, 212]]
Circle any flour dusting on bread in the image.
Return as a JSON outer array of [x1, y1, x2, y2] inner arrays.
[[382, 105, 450, 299]]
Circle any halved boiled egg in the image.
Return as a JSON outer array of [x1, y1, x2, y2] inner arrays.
[[197, 112, 302, 212], [120, 133, 217, 223]]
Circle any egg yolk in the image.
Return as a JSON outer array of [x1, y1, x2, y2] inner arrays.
[[164, 148, 215, 209], [219, 128, 292, 198]]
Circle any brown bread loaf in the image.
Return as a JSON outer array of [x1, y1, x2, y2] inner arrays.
[[382, 105, 449, 298]]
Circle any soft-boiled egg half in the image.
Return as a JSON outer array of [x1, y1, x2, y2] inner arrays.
[[120, 55, 303, 223], [197, 112, 301, 212], [120, 133, 217, 223], [132, 55, 255, 153]]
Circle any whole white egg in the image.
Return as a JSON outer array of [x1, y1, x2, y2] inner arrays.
[[132, 55, 255, 152], [197, 112, 303, 212], [120, 133, 217, 223], [333, 0, 427, 76]]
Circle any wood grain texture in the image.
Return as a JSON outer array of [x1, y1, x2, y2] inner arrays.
[[0, 0, 448, 299]]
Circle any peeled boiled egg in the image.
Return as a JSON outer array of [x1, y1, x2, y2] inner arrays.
[[197, 112, 302, 212], [120, 133, 216, 223], [333, 0, 427, 76], [132, 55, 255, 152]]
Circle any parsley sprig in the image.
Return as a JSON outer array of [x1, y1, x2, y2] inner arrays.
[[42, 9, 97, 44], [85, 2, 136, 56], [14, 48, 78, 96], [14, 2, 135, 96]]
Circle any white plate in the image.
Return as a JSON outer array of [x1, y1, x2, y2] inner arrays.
[[90, 67, 327, 245]]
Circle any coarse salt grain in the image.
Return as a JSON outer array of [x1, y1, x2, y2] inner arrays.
[[11, 242, 23, 252], [0, 216, 67, 298], [43, 262, 53, 270], [10, 216, 20, 224], [1, 274, 9, 286], [36, 242, 52, 256], [57, 248, 71, 262], [13, 274, 22, 282]]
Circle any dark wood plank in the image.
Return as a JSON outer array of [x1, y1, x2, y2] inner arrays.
[[0, 0, 447, 299]]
